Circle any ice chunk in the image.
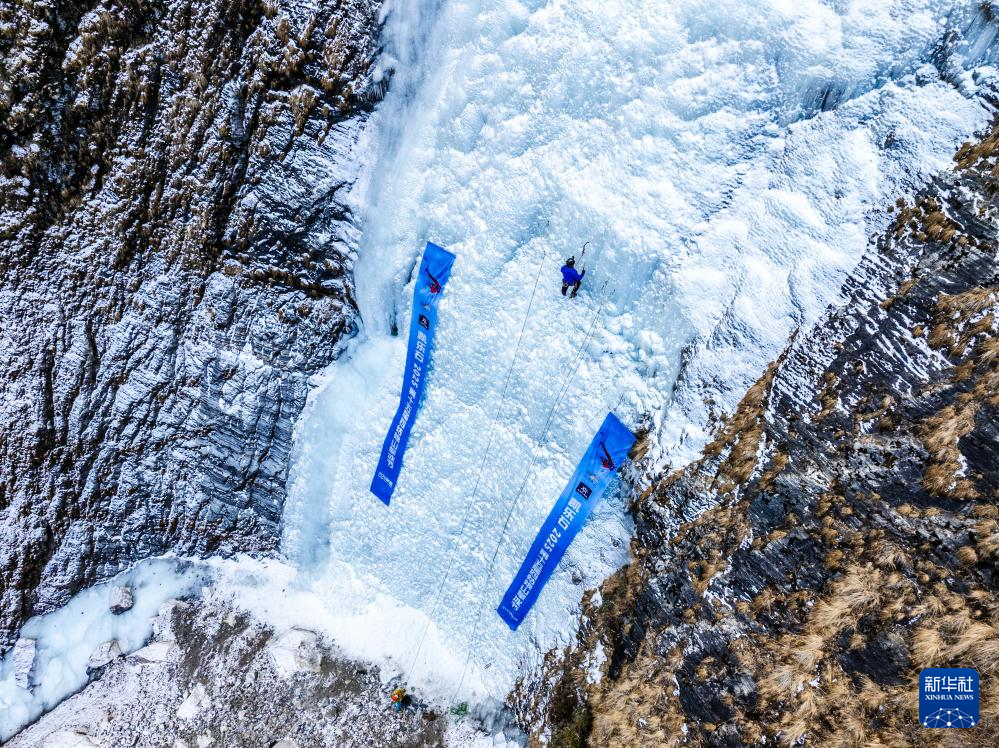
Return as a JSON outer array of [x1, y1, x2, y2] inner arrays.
[[152, 599, 191, 642], [86, 640, 122, 671], [129, 641, 177, 664], [12, 638, 36, 690], [108, 586, 134, 615], [177, 683, 210, 720], [267, 628, 321, 676]]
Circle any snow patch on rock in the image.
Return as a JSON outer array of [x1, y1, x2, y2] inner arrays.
[[41, 730, 102, 747], [267, 628, 322, 677], [176, 684, 210, 720], [130, 641, 178, 665]]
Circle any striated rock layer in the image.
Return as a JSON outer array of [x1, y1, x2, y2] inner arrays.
[[0, 0, 381, 647], [521, 126, 999, 746]]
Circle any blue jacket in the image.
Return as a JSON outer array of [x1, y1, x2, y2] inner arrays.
[[561, 265, 584, 284]]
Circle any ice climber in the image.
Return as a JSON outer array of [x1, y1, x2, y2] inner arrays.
[[561, 256, 585, 297], [390, 687, 409, 711]]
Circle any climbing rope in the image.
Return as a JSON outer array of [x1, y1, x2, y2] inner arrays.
[[401, 248, 548, 688], [447, 281, 617, 706]]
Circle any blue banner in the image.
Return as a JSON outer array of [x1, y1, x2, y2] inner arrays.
[[498, 412, 635, 630], [370, 242, 456, 505]]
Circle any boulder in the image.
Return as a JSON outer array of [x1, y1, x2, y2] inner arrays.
[[42, 730, 101, 747], [87, 640, 122, 671], [12, 638, 37, 690], [152, 599, 191, 642], [130, 641, 178, 663], [108, 586, 134, 615], [177, 683, 210, 720], [267, 628, 321, 677]]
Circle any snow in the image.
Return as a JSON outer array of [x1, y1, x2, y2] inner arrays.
[[176, 683, 211, 720], [0, 560, 207, 742], [587, 641, 607, 685], [203, 555, 480, 698], [280, 0, 996, 709], [267, 628, 322, 676], [130, 641, 177, 664], [40, 730, 101, 747]]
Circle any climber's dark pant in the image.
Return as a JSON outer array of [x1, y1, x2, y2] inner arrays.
[[562, 281, 581, 297]]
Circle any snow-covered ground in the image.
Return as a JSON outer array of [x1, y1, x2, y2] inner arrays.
[[4, 0, 999, 740], [0, 560, 207, 741]]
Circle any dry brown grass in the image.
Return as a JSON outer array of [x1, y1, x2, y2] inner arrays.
[[745, 558, 999, 746], [701, 359, 782, 490], [957, 546, 979, 566], [629, 429, 651, 462], [757, 450, 789, 491], [920, 397, 980, 498], [816, 371, 839, 420], [928, 289, 997, 356], [892, 195, 967, 249], [854, 395, 896, 432], [585, 638, 686, 748], [955, 127, 999, 171], [918, 287, 997, 498], [974, 519, 999, 560]]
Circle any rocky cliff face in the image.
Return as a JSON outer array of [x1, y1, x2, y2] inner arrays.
[[522, 126, 999, 746], [0, 0, 381, 648]]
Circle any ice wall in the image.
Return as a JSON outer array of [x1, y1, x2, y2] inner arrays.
[[279, 0, 998, 707]]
